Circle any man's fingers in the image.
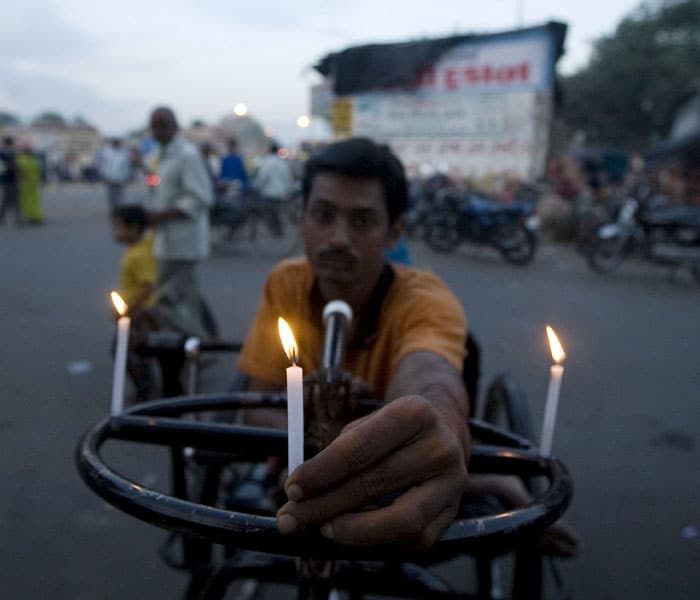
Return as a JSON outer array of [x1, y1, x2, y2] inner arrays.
[[317, 479, 462, 547], [286, 396, 431, 497], [278, 429, 463, 529], [339, 413, 372, 434], [419, 503, 460, 549]]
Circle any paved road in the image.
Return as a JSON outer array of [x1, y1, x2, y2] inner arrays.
[[1, 184, 698, 599]]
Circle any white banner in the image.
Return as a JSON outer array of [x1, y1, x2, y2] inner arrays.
[[414, 33, 553, 95], [347, 30, 556, 179]]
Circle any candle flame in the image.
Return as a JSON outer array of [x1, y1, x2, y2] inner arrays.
[[546, 325, 566, 363], [278, 317, 299, 364], [110, 291, 128, 317]]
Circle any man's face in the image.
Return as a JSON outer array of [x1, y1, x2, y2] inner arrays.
[[150, 112, 177, 146], [302, 172, 401, 300]]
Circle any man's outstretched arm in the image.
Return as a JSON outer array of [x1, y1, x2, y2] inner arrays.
[[276, 350, 470, 548]]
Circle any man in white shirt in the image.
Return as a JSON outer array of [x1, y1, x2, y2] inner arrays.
[[146, 106, 214, 341], [98, 138, 131, 208], [253, 142, 294, 236], [254, 143, 293, 203]]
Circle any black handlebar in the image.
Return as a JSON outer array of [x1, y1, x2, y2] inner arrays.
[[75, 392, 573, 562]]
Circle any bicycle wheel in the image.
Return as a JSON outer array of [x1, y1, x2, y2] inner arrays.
[[481, 375, 574, 600]]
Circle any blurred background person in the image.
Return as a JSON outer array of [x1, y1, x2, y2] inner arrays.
[[218, 138, 249, 195], [200, 142, 220, 183], [110, 204, 157, 402], [252, 141, 294, 234], [0, 136, 20, 226], [146, 106, 214, 346], [254, 142, 293, 202], [98, 138, 131, 209], [16, 141, 44, 225]]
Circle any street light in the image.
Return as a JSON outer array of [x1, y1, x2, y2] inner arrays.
[[233, 103, 248, 117], [296, 115, 311, 128]]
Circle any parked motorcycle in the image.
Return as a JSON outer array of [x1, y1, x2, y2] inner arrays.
[[585, 196, 700, 283], [404, 174, 452, 238], [423, 190, 540, 265]]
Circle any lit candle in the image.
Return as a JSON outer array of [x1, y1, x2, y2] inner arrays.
[[278, 317, 303, 475], [110, 291, 131, 416], [540, 325, 566, 456]]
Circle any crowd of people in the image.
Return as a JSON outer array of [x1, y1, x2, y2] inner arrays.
[[110, 107, 299, 401]]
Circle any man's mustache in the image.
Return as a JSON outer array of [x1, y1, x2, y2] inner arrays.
[[318, 249, 358, 264]]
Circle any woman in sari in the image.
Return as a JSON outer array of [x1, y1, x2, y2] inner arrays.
[[17, 143, 44, 224]]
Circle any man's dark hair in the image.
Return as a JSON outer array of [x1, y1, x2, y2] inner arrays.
[[150, 106, 179, 128], [112, 204, 148, 232], [302, 138, 408, 223]]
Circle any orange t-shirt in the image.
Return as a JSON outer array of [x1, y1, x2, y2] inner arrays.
[[237, 258, 467, 400]]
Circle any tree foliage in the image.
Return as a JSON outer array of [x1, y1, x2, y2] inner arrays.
[[560, 0, 700, 150], [0, 111, 22, 127], [31, 112, 67, 128], [71, 115, 94, 128]]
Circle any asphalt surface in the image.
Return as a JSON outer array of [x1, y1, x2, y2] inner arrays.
[[1, 183, 698, 599]]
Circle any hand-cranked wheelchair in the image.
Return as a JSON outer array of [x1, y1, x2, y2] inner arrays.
[[76, 307, 574, 600]]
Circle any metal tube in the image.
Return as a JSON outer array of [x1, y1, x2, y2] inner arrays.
[[320, 300, 353, 379], [184, 336, 201, 396], [321, 313, 346, 370]]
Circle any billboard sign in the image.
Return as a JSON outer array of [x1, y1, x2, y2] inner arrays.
[[347, 29, 557, 179]]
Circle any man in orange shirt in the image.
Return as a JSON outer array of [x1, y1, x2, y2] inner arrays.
[[238, 138, 470, 548]]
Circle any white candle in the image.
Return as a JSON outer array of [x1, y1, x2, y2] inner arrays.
[[110, 292, 131, 416], [286, 363, 304, 474], [540, 364, 563, 456], [278, 317, 304, 475], [540, 326, 566, 456]]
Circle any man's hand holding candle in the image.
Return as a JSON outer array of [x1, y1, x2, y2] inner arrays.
[[276, 351, 469, 548]]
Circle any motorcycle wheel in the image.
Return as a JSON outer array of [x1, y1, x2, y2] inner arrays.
[[423, 211, 461, 253], [495, 225, 537, 265], [586, 231, 626, 274]]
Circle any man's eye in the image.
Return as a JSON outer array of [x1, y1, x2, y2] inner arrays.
[[352, 211, 376, 229], [311, 206, 334, 224]]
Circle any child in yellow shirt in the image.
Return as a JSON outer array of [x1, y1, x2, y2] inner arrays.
[[111, 205, 157, 311], [111, 205, 158, 401]]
